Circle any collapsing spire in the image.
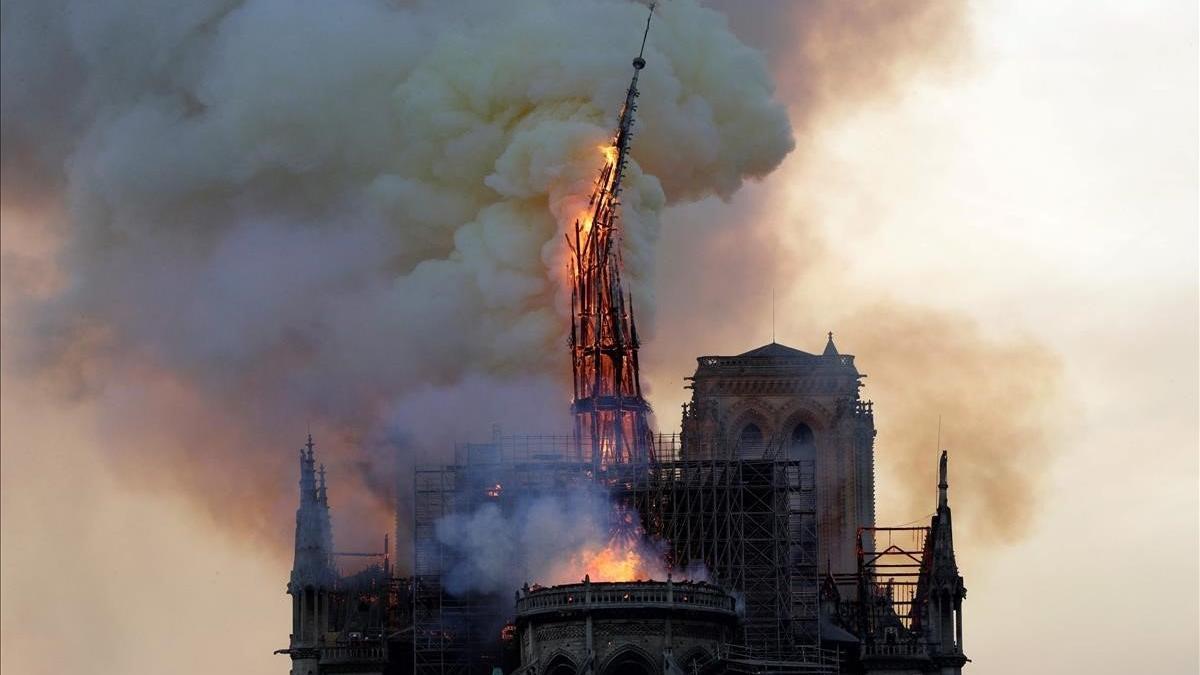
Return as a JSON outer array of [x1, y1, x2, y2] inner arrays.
[[568, 3, 658, 469]]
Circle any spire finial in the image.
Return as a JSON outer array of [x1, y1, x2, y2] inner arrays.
[[938, 450, 949, 510], [635, 2, 656, 66], [822, 331, 839, 357], [608, 0, 655, 200], [298, 433, 318, 500]]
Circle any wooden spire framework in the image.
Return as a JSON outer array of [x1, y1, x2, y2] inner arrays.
[[568, 4, 658, 470]]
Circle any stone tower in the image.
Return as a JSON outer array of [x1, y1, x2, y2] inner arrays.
[[681, 335, 876, 575]]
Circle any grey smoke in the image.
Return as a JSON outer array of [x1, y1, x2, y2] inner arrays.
[[1, 0, 794, 554], [434, 485, 670, 596]]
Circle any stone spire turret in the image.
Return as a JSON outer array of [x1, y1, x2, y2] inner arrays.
[[283, 434, 337, 672], [918, 450, 968, 672], [292, 434, 335, 587], [823, 331, 839, 357]]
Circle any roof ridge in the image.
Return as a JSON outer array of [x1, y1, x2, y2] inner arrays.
[[734, 342, 816, 358]]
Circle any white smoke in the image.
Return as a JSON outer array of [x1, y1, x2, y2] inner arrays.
[[434, 485, 679, 596], [1, 0, 793, 551]]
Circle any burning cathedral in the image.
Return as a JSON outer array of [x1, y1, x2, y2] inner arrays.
[[277, 7, 968, 675]]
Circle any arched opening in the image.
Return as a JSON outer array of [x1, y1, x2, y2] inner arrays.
[[601, 649, 656, 675], [739, 422, 765, 458], [788, 422, 816, 463], [546, 653, 578, 675]]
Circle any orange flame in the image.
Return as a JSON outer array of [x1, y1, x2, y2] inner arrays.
[[537, 504, 676, 585], [574, 540, 653, 582], [575, 145, 617, 240], [601, 143, 618, 165], [567, 521, 669, 582], [563, 144, 619, 290]]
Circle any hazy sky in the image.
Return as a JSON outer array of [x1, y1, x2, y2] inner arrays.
[[2, 1, 1197, 674]]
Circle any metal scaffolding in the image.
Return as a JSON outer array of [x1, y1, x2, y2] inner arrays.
[[414, 438, 596, 675], [823, 525, 932, 661], [412, 434, 825, 675]]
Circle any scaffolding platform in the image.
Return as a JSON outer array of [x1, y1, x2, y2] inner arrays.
[[412, 434, 821, 675]]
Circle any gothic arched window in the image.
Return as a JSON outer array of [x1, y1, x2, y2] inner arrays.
[[789, 422, 816, 462], [739, 422, 765, 458], [546, 654, 578, 675], [602, 650, 656, 675]]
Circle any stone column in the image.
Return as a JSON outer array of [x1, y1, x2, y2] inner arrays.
[[292, 592, 300, 639], [955, 597, 963, 653], [300, 588, 308, 642]]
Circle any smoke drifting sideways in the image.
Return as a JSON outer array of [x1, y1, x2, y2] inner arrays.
[[0, 0, 794, 560], [706, 0, 970, 136], [841, 304, 1063, 546], [647, 1, 1064, 550]]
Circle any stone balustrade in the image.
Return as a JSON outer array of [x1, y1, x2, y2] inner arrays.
[[516, 579, 736, 618]]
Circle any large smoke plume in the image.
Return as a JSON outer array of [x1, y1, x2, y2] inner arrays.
[[1, 0, 792, 557], [2, 0, 1055, 568]]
